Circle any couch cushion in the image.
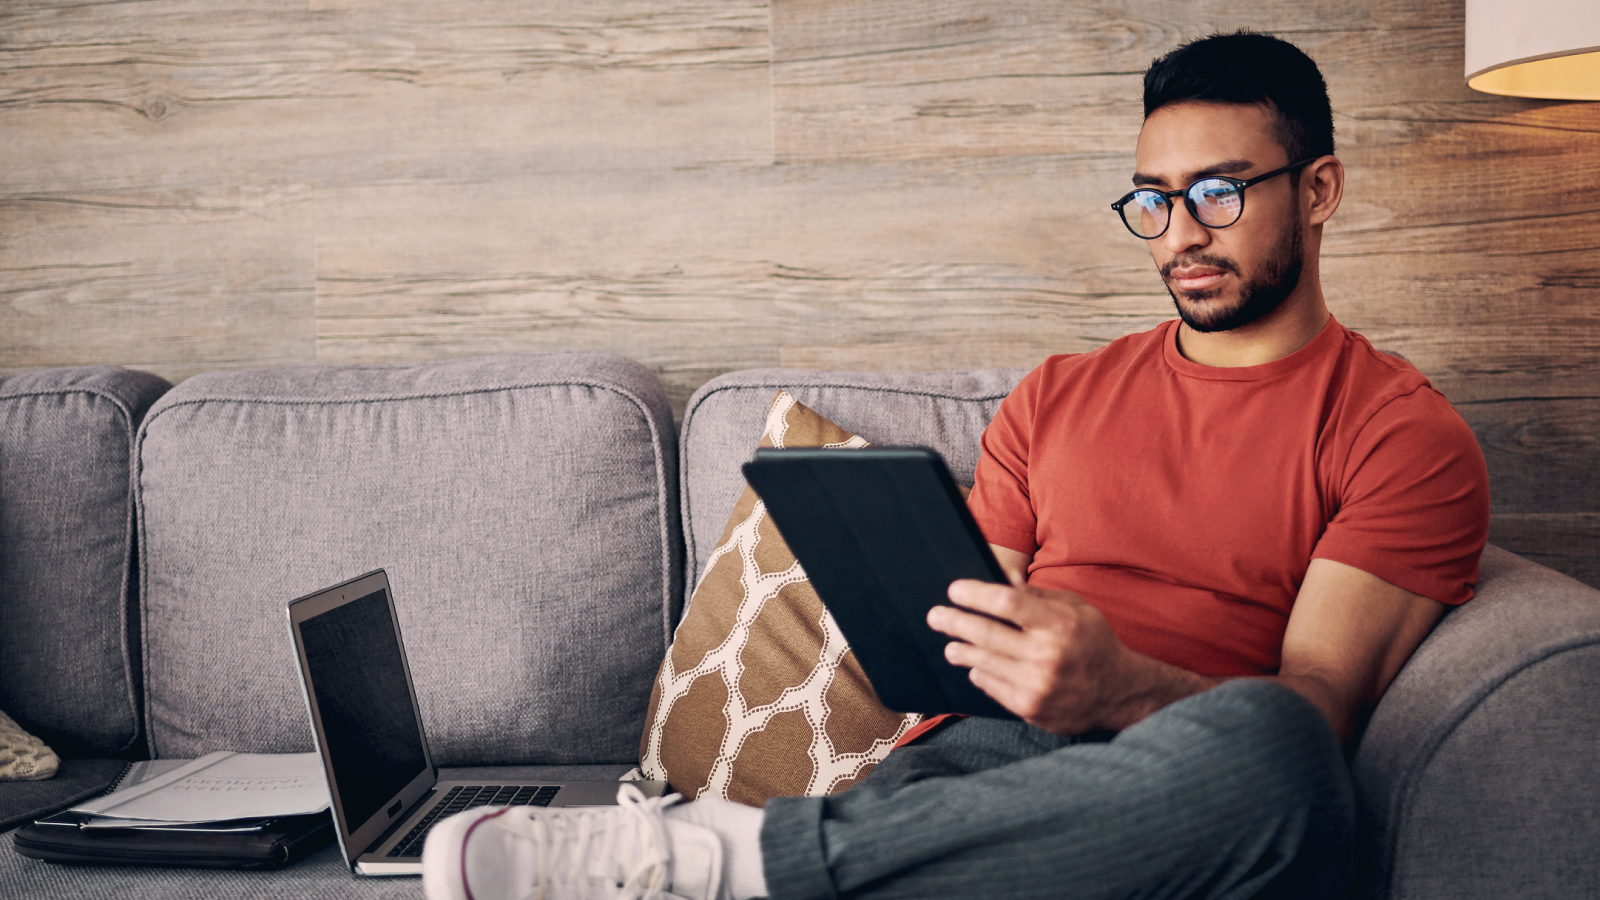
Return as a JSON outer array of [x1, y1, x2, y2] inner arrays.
[[0, 835, 424, 898], [0, 759, 130, 834], [679, 369, 1026, 595], [135, 353, 679, 766], [0, 366, 170, 758]]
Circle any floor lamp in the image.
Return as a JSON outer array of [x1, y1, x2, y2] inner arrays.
[[1466, 0, 1600, 99]]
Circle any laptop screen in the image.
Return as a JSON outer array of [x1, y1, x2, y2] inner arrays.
[[298, 587, 429, 832]]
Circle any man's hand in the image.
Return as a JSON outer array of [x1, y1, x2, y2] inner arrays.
[[928, 580, 1208, 735]]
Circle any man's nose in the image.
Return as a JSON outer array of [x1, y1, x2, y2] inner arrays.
[[1159, 197, 1211, 255]]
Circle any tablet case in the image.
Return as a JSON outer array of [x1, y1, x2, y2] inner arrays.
[[741, 447, 1018, 720], [11, 810, 333, 870]]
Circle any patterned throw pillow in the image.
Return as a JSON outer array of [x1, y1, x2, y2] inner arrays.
[[639, 391, 921, 806], [0, 708, 59, 781]]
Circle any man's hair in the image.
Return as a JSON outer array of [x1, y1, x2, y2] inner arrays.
[[1143, 31, 1334, 162]]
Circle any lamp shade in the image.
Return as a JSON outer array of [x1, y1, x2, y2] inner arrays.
[[1466, 0, 1600, 100]]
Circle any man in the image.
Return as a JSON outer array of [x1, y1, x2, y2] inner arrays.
[[423, 31, 1489, 900]]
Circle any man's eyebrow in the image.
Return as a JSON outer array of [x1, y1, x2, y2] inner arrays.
[[1131, 158, 1257, 187]]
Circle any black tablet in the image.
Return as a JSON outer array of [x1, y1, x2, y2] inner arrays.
[[741, 446, 1017, 720]]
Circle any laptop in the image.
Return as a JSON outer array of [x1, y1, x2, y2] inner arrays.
[[286, 569, 666, 876]]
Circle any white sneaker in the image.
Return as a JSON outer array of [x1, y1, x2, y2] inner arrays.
[[421, 783, 725, 900]]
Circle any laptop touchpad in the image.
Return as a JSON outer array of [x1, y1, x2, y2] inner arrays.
[[550, 782, 626, 807]]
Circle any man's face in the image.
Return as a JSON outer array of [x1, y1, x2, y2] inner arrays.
[[1132, 101, 1306, 333]]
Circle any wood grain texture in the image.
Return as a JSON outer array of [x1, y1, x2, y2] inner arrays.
[[1458, 399, 1600, 514], [1, 0, 770, 378], [769, 0, 1453, 164], [0, 0, 772, 190], [3, 0, 1599, 583], [0, 184, 316, 378], [310, 153, 1168, 404], [1488, 514, 1600, 589]]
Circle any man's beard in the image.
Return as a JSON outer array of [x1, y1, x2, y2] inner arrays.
[[1163, 218, 1305, 334]]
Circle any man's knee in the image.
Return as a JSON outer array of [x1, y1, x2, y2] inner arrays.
[[1130, 680, 1356, 897], [1120, 682, 1353, 819]]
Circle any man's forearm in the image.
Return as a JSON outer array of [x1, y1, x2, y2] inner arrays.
[[1107, 651, 1351, 742], [1100, 650, 1218, 731]]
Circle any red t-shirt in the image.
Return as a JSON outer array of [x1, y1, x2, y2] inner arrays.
[[967, 316, 1490, 677]]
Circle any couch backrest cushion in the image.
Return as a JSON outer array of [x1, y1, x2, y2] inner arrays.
[[135, 353, 679, 765], [678, 368, 1026, 594], [0, 366, 170, 757]]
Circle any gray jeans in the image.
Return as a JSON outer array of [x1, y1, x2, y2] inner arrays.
[[760, 679, 1355, 900]]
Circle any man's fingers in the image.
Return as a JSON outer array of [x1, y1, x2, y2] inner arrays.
[[946, 579, 1031, 623], [964, 664, 1039, 722], [956, 644, 1083, 726], [928, 604, 1031, 658], [944, 639, 1049, 697]]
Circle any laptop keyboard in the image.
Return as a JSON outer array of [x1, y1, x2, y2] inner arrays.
[[387, 784, 561, 858]]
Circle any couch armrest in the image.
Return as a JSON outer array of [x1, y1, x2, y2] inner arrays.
[[1351, 544, 1600, 900]]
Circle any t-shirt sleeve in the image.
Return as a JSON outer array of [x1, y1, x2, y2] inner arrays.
[[968, 365, 1044, 556], [1311, 386, 1490, 605]]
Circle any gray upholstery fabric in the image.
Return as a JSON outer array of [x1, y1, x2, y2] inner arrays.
[[0, 764, 639, 897], [0, 758, 129, 833], [1, 838, 430, 899], [0, 367, 170, 757], [135, 353, 679, 766], [678, 368, 1026, 595], [1351, 543, 1600, 899]]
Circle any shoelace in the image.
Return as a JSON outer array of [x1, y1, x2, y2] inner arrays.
[[611, 784, 677, 899], [472, 784, 681, 900]]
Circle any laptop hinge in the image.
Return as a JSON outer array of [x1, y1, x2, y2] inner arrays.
[[369, 788, 435, 853]]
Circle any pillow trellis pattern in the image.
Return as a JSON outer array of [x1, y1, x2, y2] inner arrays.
[[638, 390, 921, 806]]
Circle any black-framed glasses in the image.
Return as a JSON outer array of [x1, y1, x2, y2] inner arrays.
[[1110, 158, 1317, 240]]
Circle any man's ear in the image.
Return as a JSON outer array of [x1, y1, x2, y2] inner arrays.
[[1304, 155, 1344, 227]]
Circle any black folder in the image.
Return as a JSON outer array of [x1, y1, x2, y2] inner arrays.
[[10, 759, 333, 870], [11, 808, 333, 870], [741, 446, 1019, 720]]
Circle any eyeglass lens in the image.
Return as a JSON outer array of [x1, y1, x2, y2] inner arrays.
[[1121, 178, 1244, 238]]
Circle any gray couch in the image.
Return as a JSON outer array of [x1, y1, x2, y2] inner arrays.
[[2, 354, 1597, 900]]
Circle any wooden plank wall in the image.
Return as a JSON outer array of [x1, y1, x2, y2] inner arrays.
[[3, 0, 1599, 585]]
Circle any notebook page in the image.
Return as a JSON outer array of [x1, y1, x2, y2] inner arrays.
[[73, 752, 328, 825]]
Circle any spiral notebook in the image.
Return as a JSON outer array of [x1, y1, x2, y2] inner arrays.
[[13, 758, 334, 869]]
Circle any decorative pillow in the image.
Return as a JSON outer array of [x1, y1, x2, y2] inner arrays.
[[0, 708, 59, 781], [639, 391, 921, 806]]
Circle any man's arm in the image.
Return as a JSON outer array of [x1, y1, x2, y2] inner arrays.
[[930, 552, 1447, 744], [1269, 557, 1447, 741], [991, 544, 1032, 587]]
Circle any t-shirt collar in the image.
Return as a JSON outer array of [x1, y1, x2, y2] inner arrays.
[[1161, 314, 1342, 382]]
